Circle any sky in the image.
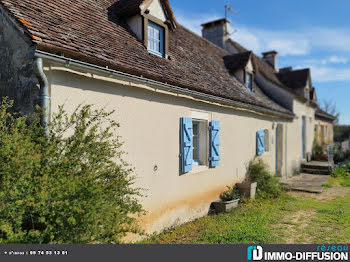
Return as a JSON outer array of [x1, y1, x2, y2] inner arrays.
[[169, 0, 350, 125]]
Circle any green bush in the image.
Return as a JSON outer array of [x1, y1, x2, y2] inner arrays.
[[313, 140, 324, 155], [332, 165, 350, 178], [220, 186, 241, 202], [0, 99, 144, 244], [246, 159, 282, 199]]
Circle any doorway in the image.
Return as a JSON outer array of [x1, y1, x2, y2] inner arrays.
[[302, 116, 306, 160], [275, 124, 283, 176]]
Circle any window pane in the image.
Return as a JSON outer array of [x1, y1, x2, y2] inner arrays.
[[154, 29, 159, 40], [148, 21, 164, 57], [154, 40, 159, 52], [193, 148, 199, 161], [193, 122, 198, 135], [192, 122, 200, 162], [148, 27, 153, 39], [246, 73, 253, 92], [193, 136, 198, 148]]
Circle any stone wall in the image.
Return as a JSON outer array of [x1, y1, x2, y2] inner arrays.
[[0, 6, 38, 114]]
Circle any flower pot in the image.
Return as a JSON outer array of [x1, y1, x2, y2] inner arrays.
[[212, 199, 240, 213], [236, 182, 257, 199]]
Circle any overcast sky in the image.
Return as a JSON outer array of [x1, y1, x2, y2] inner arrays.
[[170, 0, 350, 125]]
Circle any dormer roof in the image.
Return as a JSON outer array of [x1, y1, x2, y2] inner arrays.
[[224, 51, 254, 72], [112, 0, 177, 29], [277, 68, 311, 90]]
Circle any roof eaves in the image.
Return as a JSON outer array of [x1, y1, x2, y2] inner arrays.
[[228, 39, 312, 104], [35, 48, 295, 120], [316, 108, 337, 121]]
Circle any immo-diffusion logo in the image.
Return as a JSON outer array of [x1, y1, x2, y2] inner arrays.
[[247, 245, 349, 261], [247, 246, 263, 261]]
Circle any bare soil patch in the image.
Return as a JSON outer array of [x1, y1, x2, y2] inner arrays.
[[286, 186, 350, 201], [274, 210, 316, 244]]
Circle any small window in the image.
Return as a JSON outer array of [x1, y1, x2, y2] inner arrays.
[[180, 117, 220, 173], [148, 21, 164, 57], [246, 72, 253, 92], [193, 122, 200, 166], [192, 120, 208, 166], [257, 129, 265, 156], [264, 129, 270, 152]]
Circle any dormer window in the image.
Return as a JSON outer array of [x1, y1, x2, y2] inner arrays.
[[246, 72, 253, 92], [147, 21, 165, 57], [121, 0, 177, 59]]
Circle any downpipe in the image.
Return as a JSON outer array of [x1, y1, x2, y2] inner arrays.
[[34, 58, 50, 135]]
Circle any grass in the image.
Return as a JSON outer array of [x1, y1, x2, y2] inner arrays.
[[326, 176, 350, 187], [340, 177, 350, 187], [309, 197, 350, 243], [139, 177, 350, 244]]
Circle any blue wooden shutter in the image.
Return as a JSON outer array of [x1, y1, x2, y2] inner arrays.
[[209, 120, 221, 168], [180, 117, 193, 173], [257, 129, 265, 156]]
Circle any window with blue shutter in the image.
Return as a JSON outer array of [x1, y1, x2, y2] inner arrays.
[[180, 117, 193, 173], [209, 120, 221, 168], [148, 21, 164, 57], [257, 129, 265, 156]]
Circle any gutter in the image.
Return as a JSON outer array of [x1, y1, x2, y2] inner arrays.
[[34, 50, 295, 120], [316, 112, 336, 122], [34, 57, 50, 135]]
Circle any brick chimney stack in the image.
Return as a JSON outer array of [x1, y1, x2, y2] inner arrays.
[[201, 18, 231, 49], [262, 51, 278, 72]]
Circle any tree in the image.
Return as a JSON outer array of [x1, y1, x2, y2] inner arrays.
[[334, 125, 350, 143], [0, 98, 144, 244], [319, 99, 340, 124]]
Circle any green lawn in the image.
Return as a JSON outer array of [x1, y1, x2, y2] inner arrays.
[[139, 178, 350, 244]]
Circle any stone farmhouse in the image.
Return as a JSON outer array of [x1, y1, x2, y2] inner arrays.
[[0, 0, 335, 235]]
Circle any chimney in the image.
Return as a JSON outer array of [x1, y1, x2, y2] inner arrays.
[[201, 18, 231, 49], [262, 51, 278, 72], [279, 67, 293, 73]]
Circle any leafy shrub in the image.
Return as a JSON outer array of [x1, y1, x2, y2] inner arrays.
[[332, 165, 350, 178], [0, 99, 144, 244], [220, 186, 241, 202], [246, 159, 282, 199], [313, 140, 324, 155]]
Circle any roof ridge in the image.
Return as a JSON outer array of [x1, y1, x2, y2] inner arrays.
[[232, 42, 310, 101], [277, 68, 310, 74], [0, 0, 294, 117]]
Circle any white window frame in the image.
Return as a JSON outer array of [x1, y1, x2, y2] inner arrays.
[[147, 21, 164, 57], [192, 121, 200, 166], [245, 72, 253, 92]]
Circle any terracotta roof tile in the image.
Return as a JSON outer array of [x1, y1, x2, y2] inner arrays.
[[316, 107, 336, 121], [1, 0, 292, 116], [228, 39, 311, 103], [277, 68, 310, 90], [224, 51, 252, 72]]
